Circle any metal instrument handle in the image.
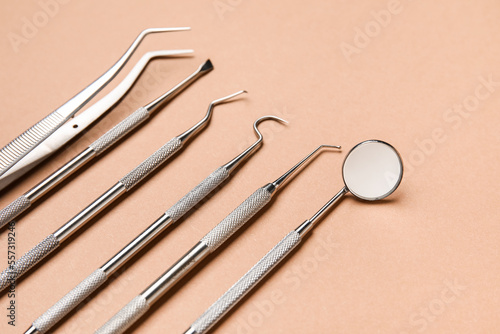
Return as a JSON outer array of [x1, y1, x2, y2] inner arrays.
[[200, 187, 273, 252], [0, 107, 150, 229], [119, 137, 182, 190], [31, 269, 108, 334], [0, 195, 31, 229], [165, 166, 229, 221], [0, 234, 59, 291], [95, 295, 150, 334], [101, 166, 230, 276], [188, 231, 301, 334], [0, 49, 192, 191], [0, 28, 187, 179], [89, 107, 150, 155]]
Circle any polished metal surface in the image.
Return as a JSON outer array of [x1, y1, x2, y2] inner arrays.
[[298, 140, 403, 236], [0, 27, 189, 182], [295, 187, 348, 236], [222, 115, 287, 173], [184, 327, 198, 334], [186, 231, 301, 334], [0, 49, 192, 191], [177, 90, 247, 143], [24, 148, 95, 202], [101, 214, 173, 275], [53, 183, 126, 242], [185, 140, 404, 333], [98, 142, 344, 331], [342, 140, 403, 201], [270, 144, 341, 194], [24, 325, 40, 334], [0, 58, 207, 225], [142, 241, 210, 304], [145, 59, 212, 113]]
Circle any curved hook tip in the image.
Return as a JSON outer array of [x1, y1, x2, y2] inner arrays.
[[253, 115, 288, 139], [318, 144, 341, 150], [143, 27, 191, 34], [210, 90, 247, 106], [254, 115, 288, 129]]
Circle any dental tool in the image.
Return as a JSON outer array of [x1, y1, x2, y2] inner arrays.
[[24, 115, 287, 334], [0, 59, 211, 229], [0, 90, 246, 292], [95, 144, 341, 334], [0, 27, 190, 189], [184, 140, 403, 334]]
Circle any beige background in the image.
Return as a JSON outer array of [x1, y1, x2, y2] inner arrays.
[[0, 0, 499, 333]]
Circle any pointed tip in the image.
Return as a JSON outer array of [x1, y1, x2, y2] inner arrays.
[[143, 27, 191, 35], [319, 144, 342, 151], [233, 90, 247, 97], [200, 59, 214, 72]]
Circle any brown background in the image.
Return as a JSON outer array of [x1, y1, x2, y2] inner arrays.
[[0, 0, 499, 333]]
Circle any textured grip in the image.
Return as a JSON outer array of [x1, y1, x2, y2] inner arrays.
[[201, 188, 272, 252], [191, 231, 301, 334], [0, 234, 59, 291], [165, 167, 229, 222], [89, 107, 150, 155], [0, 111, 65, 176], [95, 295, 150, 334], [32, 268, 108, 333], [0, 194, 31, 228], [119, 137, 182, 190]]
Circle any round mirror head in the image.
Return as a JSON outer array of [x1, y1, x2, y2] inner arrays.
[[342, 140, 403, 201]]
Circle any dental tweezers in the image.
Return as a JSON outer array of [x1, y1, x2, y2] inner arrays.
[[95, 144, 341, 334], [24, 115, 287, 334], [0, 59, 212, 229], [0, 27, 190, 190], [0, 90, 246, 292]]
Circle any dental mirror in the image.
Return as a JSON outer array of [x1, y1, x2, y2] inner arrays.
[[183, 140, 405, 334], [342, 139, 403, 201], [297, 139, 403, 234]]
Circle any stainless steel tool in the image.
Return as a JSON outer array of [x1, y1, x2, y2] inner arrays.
[[24, 115, 287, 334], [0, 59, 211, 229], [95, 144, 341, 334], [0, 90, 246, 292], [0, 27, 190, 189], [183, 140, 404, 334]]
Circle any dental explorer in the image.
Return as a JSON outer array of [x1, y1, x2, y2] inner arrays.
[[24, 115, 287, 334], [0, 90, 246, 292], [95, 144, 341, 334], [0, 59, 211, 229], [183, 140, 403, 334]]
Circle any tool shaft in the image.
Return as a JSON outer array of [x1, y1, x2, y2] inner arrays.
[[187, 231, 301, 334]]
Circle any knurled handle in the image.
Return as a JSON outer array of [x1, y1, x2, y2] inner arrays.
[[165, 167, 229, 222], [191, 231, 301, 334], [119, 137, 182, 190], [95, 295, 150, 334], [201, 187, 272, 252], [89, 107, 150, 155], [0, 194, 31, 228], [0, 107, 149, 229], [0, 234, 59, 291], [32, 268, 108, 333]]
